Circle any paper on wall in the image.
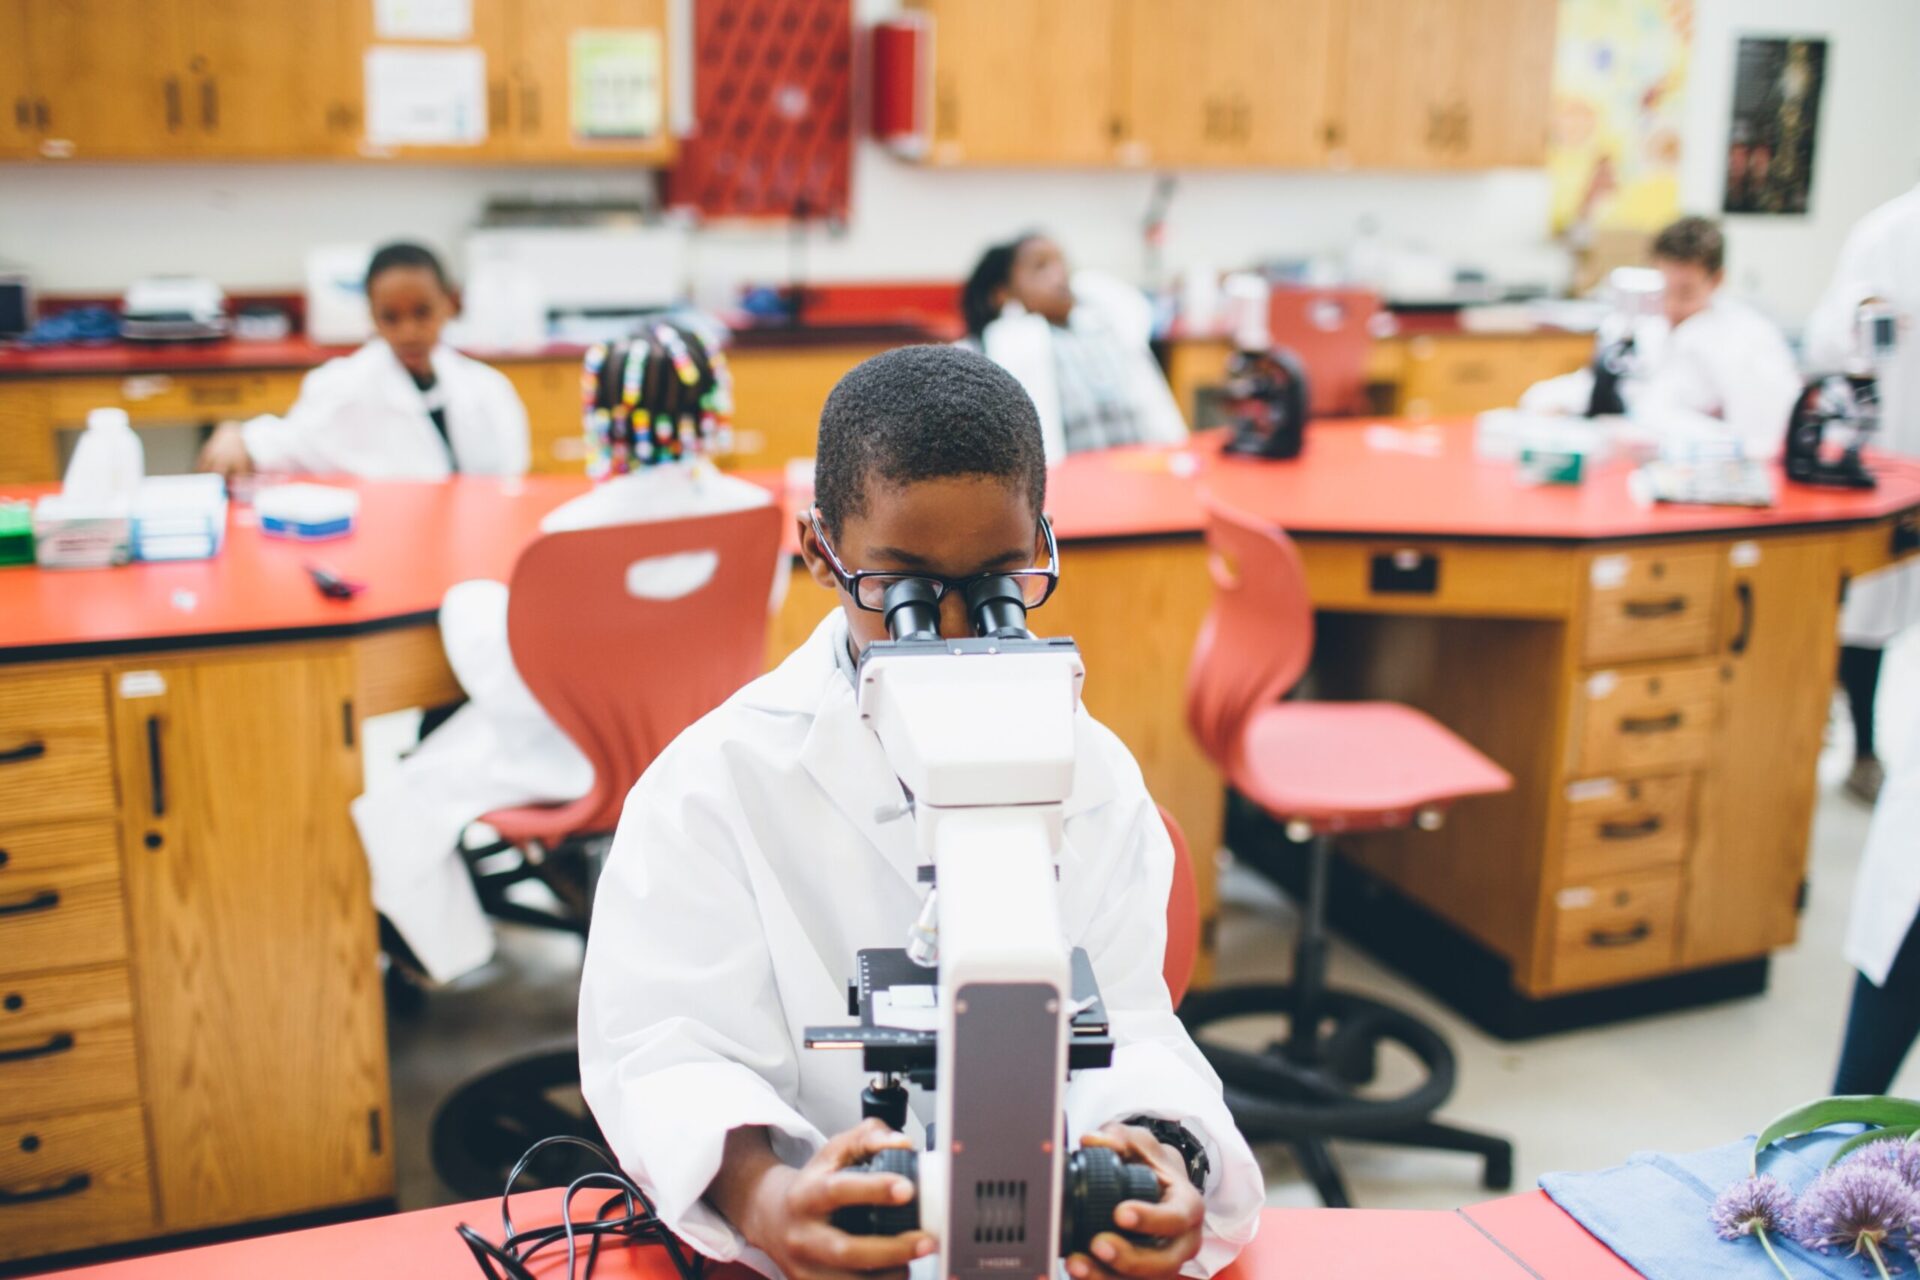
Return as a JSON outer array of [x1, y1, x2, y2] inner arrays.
[[364, 46, 487, 146], [571, 29, 663, 141], [373, 0, 471, 41]]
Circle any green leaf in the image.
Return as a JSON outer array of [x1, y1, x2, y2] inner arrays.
[[1829, 1126, 1920, 1167], [1752, 1097, 1920, 1174]]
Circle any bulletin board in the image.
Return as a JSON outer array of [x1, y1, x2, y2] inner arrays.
[[1549, 0, 1694, 234]]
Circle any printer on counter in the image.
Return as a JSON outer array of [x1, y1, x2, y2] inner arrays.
[[120, 276, 231, 343]]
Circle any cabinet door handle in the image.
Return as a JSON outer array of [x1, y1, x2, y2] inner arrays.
[[12, 97, 28, 130], [1622, 597, 1687, 619], [165, 77, 182, 132], [1587, 921, 1652, 948], [1598, 816, 1663, 841], [520, 83, 539, 133], [1731, 581, 1755, 655], [146, 715, 167, 818], [488, 80, 507, 133], [0, 740, 46, 766], [34, 97, 48, 131], [0, 1032, 75, 1064], [201, 78, 218, 130], [0, 889, 59, 919], [0, 1173, 91, 1206], [1620, 711, 1683, 734]]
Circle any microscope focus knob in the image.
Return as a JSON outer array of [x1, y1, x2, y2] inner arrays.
[[1061, 1147, 1162, 1256], [832, 1147, 921, 1237]]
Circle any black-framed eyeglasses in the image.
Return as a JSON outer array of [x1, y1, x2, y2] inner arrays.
[[808, 507, 1060, 613]]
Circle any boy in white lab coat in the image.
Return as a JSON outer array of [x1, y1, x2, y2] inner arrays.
[[1521, 216, 1801, 457], [579, 346, 1261, 1280], [197, 242, 529, 479]]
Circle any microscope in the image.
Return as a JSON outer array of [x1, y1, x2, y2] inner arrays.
[[1584, 267, 1666, 418], [1216, 272, 1311, 460], [803, 576, 1164, 1277], [1785, 301, 1901, 489]]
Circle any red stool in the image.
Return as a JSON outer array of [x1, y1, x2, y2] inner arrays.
[[1180, 499, 1515, 1206]]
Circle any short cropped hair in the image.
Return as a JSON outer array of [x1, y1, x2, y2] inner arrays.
[[366, 241, 452, 294], [1651, 216, 1725, 275], [961, 232, 1042, 339], [814, 345, 1047, 536]]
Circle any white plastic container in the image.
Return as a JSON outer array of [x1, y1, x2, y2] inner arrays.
[[255, 483, 359, 541], [63, 407, 145, 502], [133, 474, 228, 561], [33, 493, 132, 569]]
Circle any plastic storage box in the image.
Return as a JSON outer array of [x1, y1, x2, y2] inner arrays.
[[133, 474, 228, 561], [256, 483, 359, 541]]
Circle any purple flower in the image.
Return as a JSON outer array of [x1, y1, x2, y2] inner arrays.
[[1714, 1175, 1797, 1240], [1852, 1139, 1920, 1190], [1796, 1163, 1920, 1271]]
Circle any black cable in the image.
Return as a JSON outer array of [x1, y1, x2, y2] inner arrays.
[[456, 1135, 707, 1280]]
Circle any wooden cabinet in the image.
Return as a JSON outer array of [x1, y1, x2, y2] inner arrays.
[[26, 0, 194, 160], [185, 0, 361, 158], [0, 1, 38, 158], [110, 648, 391, 1232], [511, 0, 676, 164], [912, 0, 1124, 166], [1122, 0, 1334, 168]]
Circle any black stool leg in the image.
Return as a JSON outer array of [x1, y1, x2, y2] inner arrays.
[[1288, 1136, 1351, 1208], [1344, 1119, 1514, 1191], [1284, 836, 1333, 1063]]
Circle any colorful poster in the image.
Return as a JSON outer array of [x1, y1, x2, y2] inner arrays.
[[1723, 37, 1826, 216], [1549, 0, 1694, 234], [571, 30, 664, 142]]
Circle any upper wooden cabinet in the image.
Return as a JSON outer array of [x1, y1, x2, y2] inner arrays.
[[511, 0, 676, 165], [0, 1, 37, 158], [24, 0, 195, 159]]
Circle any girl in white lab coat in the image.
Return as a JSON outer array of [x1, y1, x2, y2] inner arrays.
[[579, 346, 1261, 1280], [197, 242, 530, 479], [1520, 217, 1802, 458], [964, 234, 1189, 466], [1808, 184, 1920, 804], [352, 322, 771, 983]]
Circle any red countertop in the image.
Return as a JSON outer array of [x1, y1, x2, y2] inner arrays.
[[39, 1191, 1638, 1278], [7, 421, 1917, 661]]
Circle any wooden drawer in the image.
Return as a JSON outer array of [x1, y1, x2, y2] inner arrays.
[[45, 370, 306, 427], [0, 1104, 155, 1262], [0, 669, 115, 824], [1573, 663, 1719, 776], [1297, 540, 1576, 619], [498, 359, 587, 476], [1549, 870, 1682, 991], [1561, 774, 1692, 881], [0, 966, 141, 1121], [1583, 549, 1722, 664], [0, 824, 128, 979]]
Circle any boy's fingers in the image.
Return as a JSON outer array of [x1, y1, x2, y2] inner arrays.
[[1088, 1230, 1203, 1280], [818, 1170, 918, 1209], [1112, 1195, 1199, 1238], [792, 1222, 934, 1272], [1065, 1253, 1123, 1280]]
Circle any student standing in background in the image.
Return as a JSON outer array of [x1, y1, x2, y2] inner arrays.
[[1806, 183, 1920, 804], [963, 233, 1188, 466], [197, 242, 529, 480]]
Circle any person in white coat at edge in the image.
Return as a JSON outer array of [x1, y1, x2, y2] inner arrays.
[[352, 321, 772, 984], [197, 242, 529, 480], [1807, 184, 1920, 805], [1519, 216, 1802, 459], [1826, 184, 1920, 1095], [579, 346, 1261, 1280], [962, 233, 1189, 466]]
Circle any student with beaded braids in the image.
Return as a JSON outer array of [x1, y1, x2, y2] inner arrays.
[[350, 320, 773, 985]]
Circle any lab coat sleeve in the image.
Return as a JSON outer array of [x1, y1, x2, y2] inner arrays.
[[1518, 367, 1595, 415], [1062, 787, 1262, 1276], [240, 362, 353, 473], [1807, 217, 1886, 370], [579, 771, 826, 1263]]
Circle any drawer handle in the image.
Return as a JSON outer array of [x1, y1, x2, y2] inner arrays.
[[1599, 816, 1663, 841], [0, 1172, 91, 1206], [1588, 921, 1652, 948], [0, 889, 58, 918], [0, 740, 46, 766], [1620, 711, 1683, 735], [1622, 597, 1687, 619], [146, 715, 167, 819], [0, 1032, 73, 1064]]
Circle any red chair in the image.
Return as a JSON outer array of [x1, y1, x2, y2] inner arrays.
[[1178, 498, 1514, 1207], [432, 503, 784, 1197], [1160, 805, 1200, 1008]]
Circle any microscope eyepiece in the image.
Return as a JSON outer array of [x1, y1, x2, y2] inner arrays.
[[965, 574, 1033, 640], [882, 577, 942, 641]]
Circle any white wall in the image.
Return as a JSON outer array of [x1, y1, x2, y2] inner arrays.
[[1679, 0, 1920, 325]]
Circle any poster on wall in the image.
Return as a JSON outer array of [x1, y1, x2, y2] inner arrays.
[[1722, 37, 1826, 216], [572, 30, 663, 141], [1549, 0, 1694, 237]]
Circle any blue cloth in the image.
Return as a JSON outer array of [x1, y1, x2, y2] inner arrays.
[[1542, 1130, 1878, 1279], [19, 306, 120, 347]]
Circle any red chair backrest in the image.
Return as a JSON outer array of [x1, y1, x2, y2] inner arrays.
[[1159, 805, 1199, 1009], [504, 503, 784, 835], [1184, 498, 1315, 777], [1268, 286, 1381, 418]]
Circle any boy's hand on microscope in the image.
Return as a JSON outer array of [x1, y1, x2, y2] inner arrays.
[[1068, 1124, 1205, 1280], [745, 1118, 936, 1280]]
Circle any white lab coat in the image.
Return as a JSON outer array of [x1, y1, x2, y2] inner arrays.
[[1845, 725, 1920, 987], [242, 339, 530, 478], [578, 611, 1263, 1279], [1808, 183, 1920, 647], [350, 463, 774, 982], [1519, 298, 1803, 458], [981, 271, 1189, 466]]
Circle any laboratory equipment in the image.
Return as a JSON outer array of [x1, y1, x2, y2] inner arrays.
[[120, 276, 231, 342], [1584, 267, 1665, 417], [803, 576, 1167, 1273], [1785, 300, 1901, 489]]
